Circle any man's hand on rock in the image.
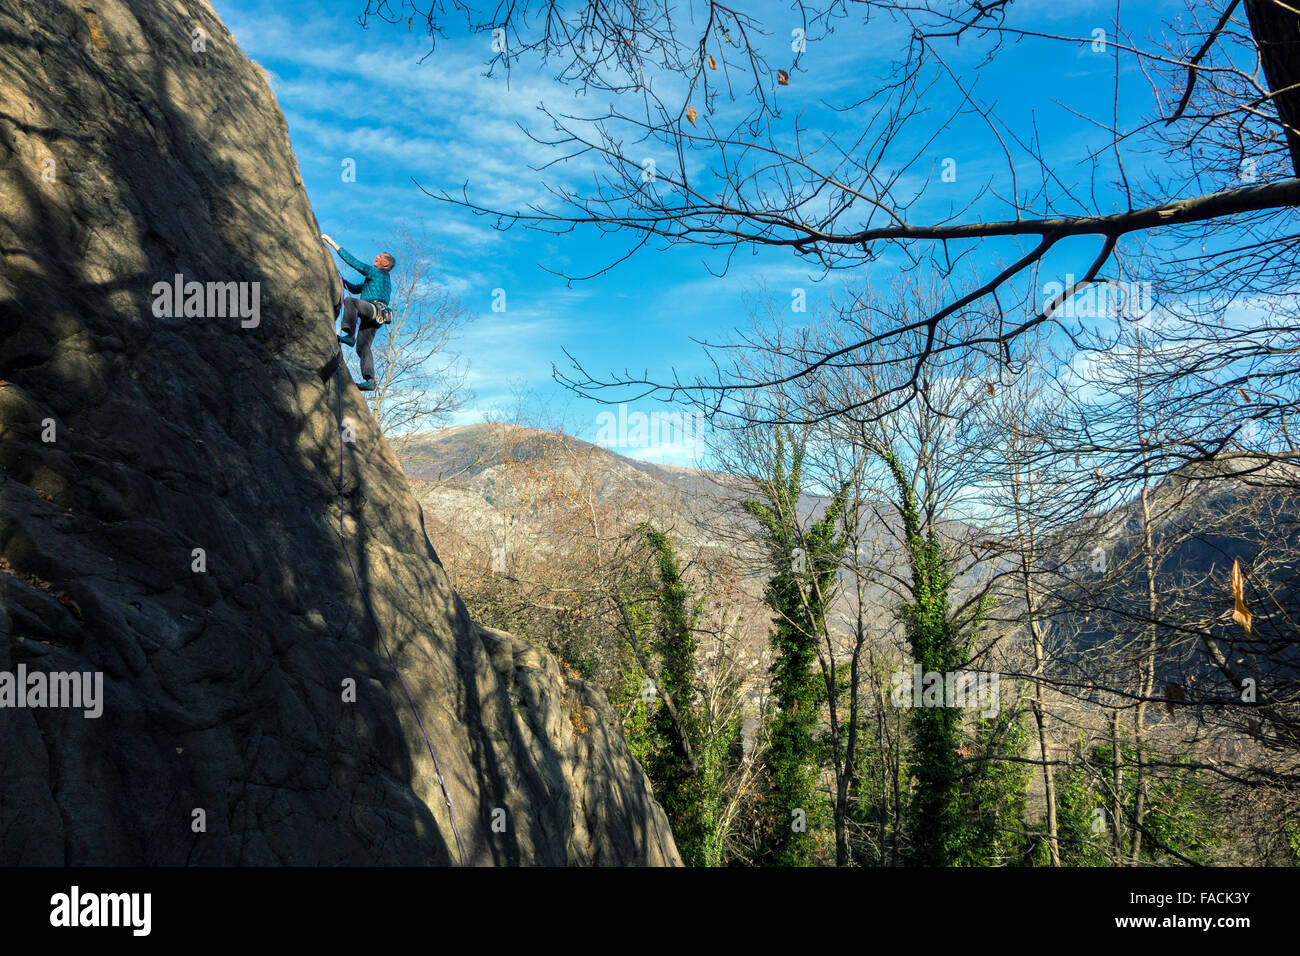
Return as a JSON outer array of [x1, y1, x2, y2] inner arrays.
[[321, 233, 339, 250]]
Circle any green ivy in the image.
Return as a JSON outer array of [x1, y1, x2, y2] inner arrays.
[[743, 426, 854, 866]]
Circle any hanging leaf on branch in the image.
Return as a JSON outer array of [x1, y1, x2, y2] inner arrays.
[[1232, 558, 1252, 637], [777, 69, 789, 86], [685, 106, 698, 127]]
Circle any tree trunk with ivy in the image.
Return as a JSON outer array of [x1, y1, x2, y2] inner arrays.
[[641, 528, 706, 863], [614, 526, 748, 865], [879, 447, 967, 865], [744, 427, 853, 865]]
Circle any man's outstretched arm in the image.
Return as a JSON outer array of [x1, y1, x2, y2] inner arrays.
[[335, 246, 371, 275], [321, 234, 373, 275]]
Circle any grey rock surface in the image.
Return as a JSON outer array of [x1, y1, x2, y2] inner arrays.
[[0, 0, 679, 865]]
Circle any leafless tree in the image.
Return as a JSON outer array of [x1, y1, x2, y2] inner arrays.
[[359, 1, 1299, 442], [359, 225, 474, 453]]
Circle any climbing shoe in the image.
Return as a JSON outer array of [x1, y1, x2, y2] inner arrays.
[[337, 332, 356, 347], [357, 380, 376, 392]]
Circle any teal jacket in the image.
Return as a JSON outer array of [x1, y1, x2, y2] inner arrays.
[[336, 246, 392, 303]]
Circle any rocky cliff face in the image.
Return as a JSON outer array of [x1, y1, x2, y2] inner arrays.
[[0, 0, 679, 865]]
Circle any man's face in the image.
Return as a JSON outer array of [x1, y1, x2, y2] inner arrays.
[[374, 254, 393, 271]]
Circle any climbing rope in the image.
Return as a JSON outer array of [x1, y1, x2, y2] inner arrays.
[[332, 342, 469, 866]]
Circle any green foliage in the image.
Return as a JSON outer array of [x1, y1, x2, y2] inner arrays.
[[842, 698, 908, 866], [742, 426, 854, 865], [880, 448, 964, 864], [1141, 762, 1222, 864], [1037, 750, 1113, 866], [613, 661, 657, 770], [1286, 821, 1300, 865], [612, 526, 744, 866], [1037, 738, 1222, 866], [949, 703, 1034, 866], [695, 702, 745, 867], [639, 528, 708, 863], [878, 448, 1029, 865]]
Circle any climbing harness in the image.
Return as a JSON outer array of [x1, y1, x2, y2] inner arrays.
[[329, 332, 468, 865], [332, 262, 392, 324], [331, 264, 393, 359]]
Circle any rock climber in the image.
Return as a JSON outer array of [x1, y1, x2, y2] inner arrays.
[[322, 233, 395, 392]]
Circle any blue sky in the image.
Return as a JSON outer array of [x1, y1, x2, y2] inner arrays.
[[216, 0, 1188, 466]]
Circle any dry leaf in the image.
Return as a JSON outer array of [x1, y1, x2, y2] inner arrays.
[[985, 382, 995, 395], [777, 69, 789, 86], [708, 55, 717, 70], [1093, 467, 1103, 484], [685, 106, 698, 128], [1164, 681, 1184, 715], [1232, 558, 1252, 637]]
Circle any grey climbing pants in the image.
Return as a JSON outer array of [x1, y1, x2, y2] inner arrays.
[[341, 297, 380, 382]]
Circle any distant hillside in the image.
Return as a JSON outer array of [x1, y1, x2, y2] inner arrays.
[[400, 425, 1300, 699], [401, 422, 734, 549], [398, 423, 934, 669], [401, 423, 740, 510], [1046, 463, 1300, 691]]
